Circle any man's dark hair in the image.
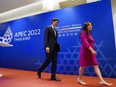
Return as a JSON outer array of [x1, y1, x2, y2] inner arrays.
[[51, 18, 59, 24]]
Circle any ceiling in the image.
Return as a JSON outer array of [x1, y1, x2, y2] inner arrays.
[[0, 0, 98, 23], [0, 0, 43, 13], [0, 0, 89, 13]]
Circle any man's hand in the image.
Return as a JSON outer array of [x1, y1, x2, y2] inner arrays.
[[46, 47, 50, 53]]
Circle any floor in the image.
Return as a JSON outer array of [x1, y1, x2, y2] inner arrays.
[[0, 68, 115, 87]]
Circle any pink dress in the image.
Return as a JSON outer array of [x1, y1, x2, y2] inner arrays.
[[79, 31, 98, 66]]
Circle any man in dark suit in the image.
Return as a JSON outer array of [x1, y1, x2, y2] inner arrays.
[[37, 18, 61, 81]]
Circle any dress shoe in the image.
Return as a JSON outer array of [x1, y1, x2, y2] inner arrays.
[[51, 76, 61, 81], [37, 70, 41, 78]]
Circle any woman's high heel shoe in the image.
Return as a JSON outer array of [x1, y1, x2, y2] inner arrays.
[[77, 78, 87, 85], [100, 81, 113, 86], [0, 74, 3, 77]]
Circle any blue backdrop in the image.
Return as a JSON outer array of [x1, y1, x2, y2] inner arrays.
[[0, 0, 116, 78]]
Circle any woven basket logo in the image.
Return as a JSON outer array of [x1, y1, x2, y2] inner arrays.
[[0, 27, 13, 47]]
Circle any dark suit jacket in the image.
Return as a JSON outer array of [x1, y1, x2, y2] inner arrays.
[[44, 26, 60, 52]]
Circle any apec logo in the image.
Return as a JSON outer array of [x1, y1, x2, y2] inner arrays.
[[14, 29, 41, 41], [0, 26, 41, 47], [0, 27, 13, 47]]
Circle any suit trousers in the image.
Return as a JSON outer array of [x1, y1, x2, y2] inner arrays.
[[39, 46, 58, 77]]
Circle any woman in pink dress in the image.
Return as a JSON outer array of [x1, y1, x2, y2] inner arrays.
[[78, 22, 112, 86]]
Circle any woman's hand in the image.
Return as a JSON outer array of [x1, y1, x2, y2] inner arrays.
[[89, 47, 97, 56], [91, 50, 97, 56]]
